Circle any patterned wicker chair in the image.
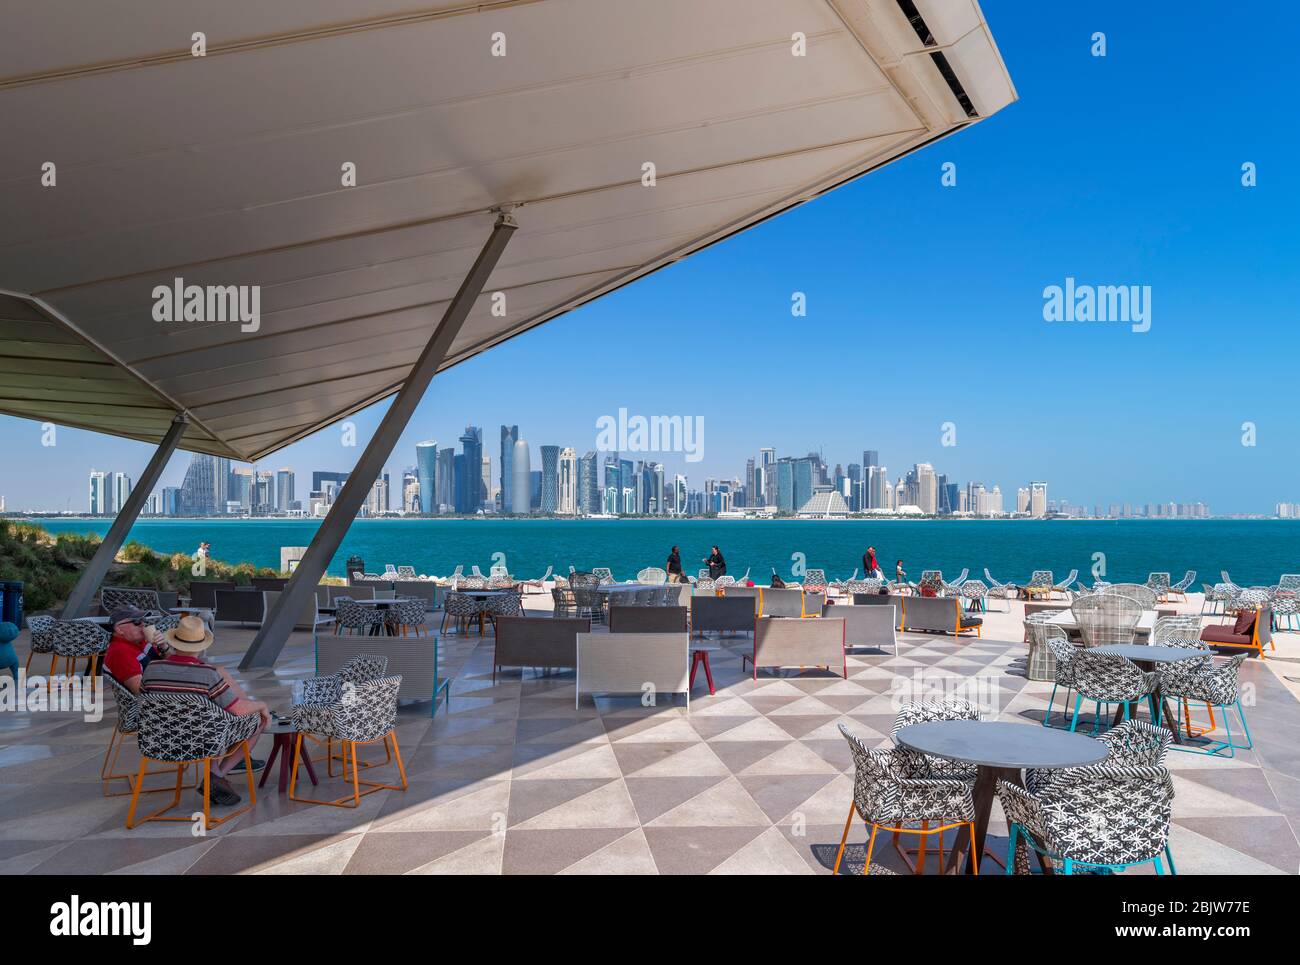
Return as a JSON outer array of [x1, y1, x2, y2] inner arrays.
[[1158, 653, 1252, 757], [1071, 593, 1142, 649], [49, 619, 110, 680], [24, 614, 56, 673], [1051, 570, 1079, 600], [290, 674, 407, 808], [1022, 571, 1053, 600], [959, 579, 988, 613], [571, 584, 605, 623], [592, 567, 615, 585], [305, 654, 392, 776], [334, 597, 387, 636], [917, 570, 944, 597], [802, 569, 828, 593], [440, 591, 484, 634], [101, 586, 165, 614], [384, 597, 427, 637], [1145, 572, 1171, 602], [890, 699, 982, 780], [484, 591, 524, 628], [637, 567, 667, 584], [126, 692, 260, 828], [1027, 719, 1170, 796], [102, 673, 195, 798], [834, 723, 977, 875], [551, 586, 575, 617], [1026, 620, 1068, 682], [1271, 592, 1300, 632], [1168, 570, 1196, 601], [982, 569, 1017, 611], [1068, 650, 1158, 734], [998, 760, 1175, 875], [1041, 634, 1081, 728]]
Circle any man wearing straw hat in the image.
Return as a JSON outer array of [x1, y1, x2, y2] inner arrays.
[[141, 615, 269, 806]]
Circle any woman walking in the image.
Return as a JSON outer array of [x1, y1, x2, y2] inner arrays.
[[863, 546, 882, 579], [704, 545, 726, 580]]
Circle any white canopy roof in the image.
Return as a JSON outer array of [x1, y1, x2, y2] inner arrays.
[[0, 0, 1015, 460]]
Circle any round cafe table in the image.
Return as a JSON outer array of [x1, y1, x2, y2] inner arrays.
[[1091, 644, 1206, 745], [895, 720, 1106, 874]]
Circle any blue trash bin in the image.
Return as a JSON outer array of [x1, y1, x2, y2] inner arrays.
[[1, 581, 23, 629]]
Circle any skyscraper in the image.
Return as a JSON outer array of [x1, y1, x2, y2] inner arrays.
[[436, 448, 455, 514], [863, 450, 879, 469], [481, 456, 492, 511], [558, 447, 577, 515], [415, 440, 437, 514], [499, 425, 518, 512], [276, 469, 295, 513], [457, 426, 483, 513], [539, 445, 559, 513], [110, 472, 132, 514], [758, 447, 775, 503], [88, 471, 107, 514], [1030, 481, 1048, 518], [579, 451, 599, 515], [179, 454, 219, 516], [511, 439, 531, 515]]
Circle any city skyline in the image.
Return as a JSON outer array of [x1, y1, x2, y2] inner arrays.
[[16, 428, 1225, 520]]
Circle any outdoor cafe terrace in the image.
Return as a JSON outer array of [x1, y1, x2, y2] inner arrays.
[[2, 578, 1298, 876]]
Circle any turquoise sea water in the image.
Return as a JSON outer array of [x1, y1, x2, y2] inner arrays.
[[22, 517, 1300, 587]]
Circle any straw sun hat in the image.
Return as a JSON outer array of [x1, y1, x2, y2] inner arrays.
[[164, 614, 214, 653]]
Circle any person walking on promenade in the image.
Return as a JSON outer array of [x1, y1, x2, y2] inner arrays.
[[863, 546, 882, 579], [666, 546, 684, 583]]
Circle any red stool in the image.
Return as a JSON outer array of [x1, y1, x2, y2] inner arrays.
[[261, 721, 318, 793], [689, 644, 718, 695]]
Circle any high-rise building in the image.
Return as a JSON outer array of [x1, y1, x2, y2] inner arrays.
[[481, 456, 492, 510], [276, 469, 295, 513], [455, 426, 483, 513], [402, 468, 419, 513], [1016, 487, 1030, 514], [88, 471, 108, 514], [539, 445, 559, 513], [436, 448, 455, 514], [499, 425, 519, 513], [648, 462, 665, 515], [757, 448, 775, 503], [366, 475, 389, 516], [161, 486, 181, 516], [672, 474, 688, 515], [109, 471, 132, 513], [603, 461, 621, 514], [511, 439, 531, 515], [179, 454, 219, 516], [578, 451, 599, 515], [774, 458, 795, 513], [1030, 481, 1048, 518], [557, 448, 577, 515], [415, 441, 437, 514]]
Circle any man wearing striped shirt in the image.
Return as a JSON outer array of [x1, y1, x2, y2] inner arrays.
[[142, 615, 269, 807]]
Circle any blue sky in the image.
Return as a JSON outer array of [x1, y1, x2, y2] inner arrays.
[[2, 1, 1297, 514]]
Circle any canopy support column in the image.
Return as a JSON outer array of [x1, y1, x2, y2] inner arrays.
[[61, 413, 189, 618], [239, 212, 518, 669]]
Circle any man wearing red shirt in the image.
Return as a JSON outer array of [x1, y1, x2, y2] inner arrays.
[[103, 607, 169, 693]]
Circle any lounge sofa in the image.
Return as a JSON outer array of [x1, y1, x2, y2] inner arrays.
[[757, 587, 806, 618], [609, 605, 688, 633], [691, 595, 756, 635], [898, 596, 982, 637], [1201, 607, 1273, 658], [315, 633, 450, 713], [214, 588, 265, 627], [493, 615, 590, 680], [187, 581, 235, 609], [576, 632, 690, 707], [840, 605, 898, 655], [743, 616, 846, 679]]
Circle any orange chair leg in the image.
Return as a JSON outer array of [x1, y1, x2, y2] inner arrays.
[[863, 824, 879, 875], [833, 800, 855, 875]]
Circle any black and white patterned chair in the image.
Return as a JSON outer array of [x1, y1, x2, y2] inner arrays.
[[303, 654, 392, 776], [384, 597, 427, 637], [24, 614, 56, 673], [890, 699, 981, 780], [49, 619, 110, 679], [290, 674, 407, 808], [1146, 572, 1172, 602], [1027, 719, 1170, 796], [102, 673, 196, 798], [834, 723, 978, 875], [998, 759, 1175, 875], [100, 586, 164, 614], [1158, 653, 1252, 757], [551, 586, 574, 617], [334, 596, 387, 636], [592, 567, 615, 585], [440, 591, 483, 634], [1041, 634, 1081, 728], [126, 692, 260, 828], [1068, 650, 1158, 734], [1025, 570, 1054, 600], [802, 569, 828, 593], [484, 590, 524, 628]]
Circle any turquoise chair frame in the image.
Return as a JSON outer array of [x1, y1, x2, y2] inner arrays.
[[1170, 697, 1253, 758], [1006, 822, 1176, 876]]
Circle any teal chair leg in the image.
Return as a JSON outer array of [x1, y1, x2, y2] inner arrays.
[[1091, 700, 1104, 735], [1165, 843, 1177, 875], [1069, 694, 1084, 732], [1062, 858, 1074, 875], [1044, 683, 1059, 727], [1005, 823, 1020, 875], [1235, 700, 1254, 750], [1153, 855, 1165, 875]]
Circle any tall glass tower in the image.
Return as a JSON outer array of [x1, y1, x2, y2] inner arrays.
[[416, 440, 437, 514]]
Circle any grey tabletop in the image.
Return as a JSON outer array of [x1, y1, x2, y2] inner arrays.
[[596, 583, 653, 593], [895, 720, 1107, 770], [1090, 644, 1206, 664]]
